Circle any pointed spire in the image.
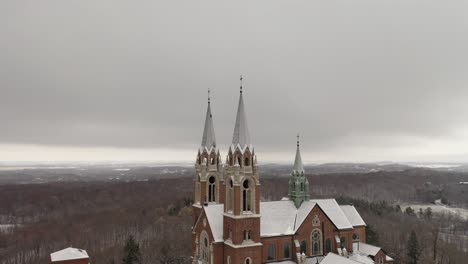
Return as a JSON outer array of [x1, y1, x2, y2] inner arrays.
[[201, 89, 216, 148], [232, 75, 250, 146], [293, 134, 304, 173]]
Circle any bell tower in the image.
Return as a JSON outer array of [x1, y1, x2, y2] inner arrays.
[[223, 76, 262, 263], [288, 134, 310, 208], [193, 90, 223, 222]]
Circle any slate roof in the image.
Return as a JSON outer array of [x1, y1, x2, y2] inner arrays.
[[321, 253, 364, 264], [232, 90, 250, 147]]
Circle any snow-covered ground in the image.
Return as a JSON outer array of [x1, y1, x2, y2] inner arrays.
[[401, 202, 468, 220], [0, 224, 16, 233]]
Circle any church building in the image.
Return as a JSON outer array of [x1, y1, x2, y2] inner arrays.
[[191, 79, 394, 264]]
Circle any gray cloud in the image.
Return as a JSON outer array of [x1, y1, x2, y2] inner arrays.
[[1, 1, 468, 161]]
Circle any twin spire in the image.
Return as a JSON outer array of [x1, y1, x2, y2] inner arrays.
[[201, 76, 251, 150], [201, 89, 216, 149], [232, 75, 250, 146]]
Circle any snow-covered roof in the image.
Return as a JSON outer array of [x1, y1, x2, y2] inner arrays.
[[204, 204, 224, 242], [340, 205, 366, 227], [260, 201, 297, 236], [295, 200, 316, 231], [348, 252, 375, 264], [311, 199, 354, 230], [201, 98, 216, 149], [321, 253, 363, 264], [201, 199, 362, 242], [50, 247, 89, 262], [354, 242, 382, 256], [232, 90, 250, 146]]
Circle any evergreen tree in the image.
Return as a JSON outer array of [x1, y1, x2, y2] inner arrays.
[[122, 235, 142, 264], [407, 230, 421, 264], [405, 206, 415, 215], [366, 224, 379, 245]]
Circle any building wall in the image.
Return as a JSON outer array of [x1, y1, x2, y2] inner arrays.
[[261, 236, 293, 263], [352, 226, 366, 244], [223, 244, 262, 264], [295, 206, 340, 256], [51, 259, 89, 264]]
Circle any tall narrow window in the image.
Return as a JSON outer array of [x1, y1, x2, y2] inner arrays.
[[300, 240, 307, 254], [227, 179, 234, 211], [237, 156, 242, 167], [325, 239, 332, 253], [284, 242, 291, 259], [244, 157, 250, 166], [311, 229, 322, 256], [242, 180, 252, 212], [208, 176, 216, 202], [200, 232, 210, 264], [267, 244, 276, 260], [340, 237, 346, 249], [244, 230, 251, 240]]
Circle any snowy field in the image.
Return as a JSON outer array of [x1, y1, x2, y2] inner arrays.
[[0, 224, 15, 234], [400, 202, 468, 220]]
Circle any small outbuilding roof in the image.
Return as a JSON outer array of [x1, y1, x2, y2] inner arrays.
[[321, 253, 363, 264], [50, 247, 89, 262]]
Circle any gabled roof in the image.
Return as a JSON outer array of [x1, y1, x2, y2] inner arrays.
[[50, 247, 89, 262], [260, 201, 297, 236], [232, 90, 250, 147], [203, 204, 224, 242], [321, 253, 364, 264], [201, 98, 216, 149], [340, 205, 367, 227], [311, 199, 354, 230], [201, 199, 361, 242], [353, 242, 382, 256]]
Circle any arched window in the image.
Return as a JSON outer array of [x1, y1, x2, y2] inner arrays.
[[227, 256, 231, 264], [244, 230, 251, 240], [245, 257, 252, 264], [244, 157, 250, 166], [267, 244, 276, 260], [311, 229, 322, 256], [242, 180, 252, 212], [300, 240, 307, 254], [208, 176, 216, 202], [301, 182, 304, 191], [325, 239, 332, 253], [284, 242, 291, 259], [210, 156, 215, 165], [340, 237, 346, 249], [200, 231, 210, 264], [237, 156, 242, 167], [227, 179, 234, 212]]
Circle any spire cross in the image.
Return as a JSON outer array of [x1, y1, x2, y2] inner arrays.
[[240, 75, 243, 93]]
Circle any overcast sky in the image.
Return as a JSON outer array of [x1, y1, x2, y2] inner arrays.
[[1, 1, 468, 163]]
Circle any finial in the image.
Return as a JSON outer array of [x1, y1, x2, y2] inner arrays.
[[208, 89, 211, 104], [297, 133, 300, 147], [240, 75, 243, 93]]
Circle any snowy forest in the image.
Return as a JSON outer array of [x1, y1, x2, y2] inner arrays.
[[0, 166, 467, 264]]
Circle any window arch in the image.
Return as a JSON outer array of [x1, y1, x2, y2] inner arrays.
[[208, 176, 216, 202], [199, 231, 210, 263], [242, 179, 252, 212], [245, 257, 252, 264], [311, 229, 322, 256], [244, 156, 250, 166], [300, 240, 307, 254]]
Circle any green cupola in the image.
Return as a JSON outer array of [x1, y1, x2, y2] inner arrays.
[[288, 134, 310, 208]]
